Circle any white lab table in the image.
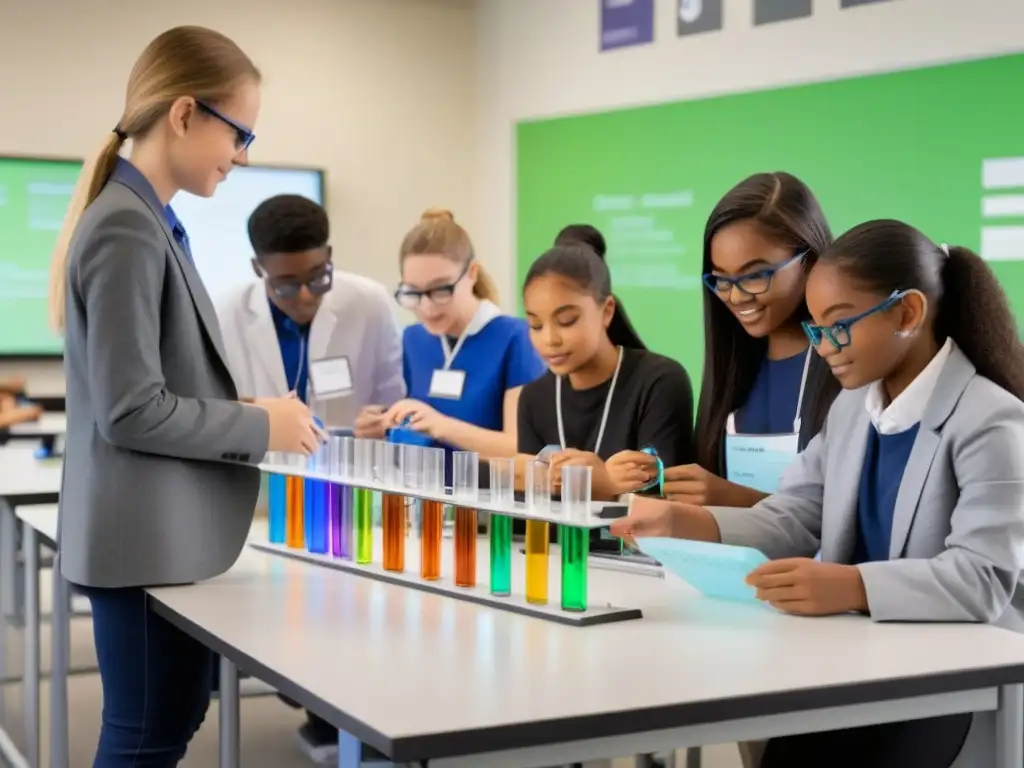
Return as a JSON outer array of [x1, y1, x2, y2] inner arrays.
[[145, 536, 1024, 768], [7, 413, 67, 439]]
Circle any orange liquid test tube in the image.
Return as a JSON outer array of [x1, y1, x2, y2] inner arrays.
[[382, 493, 406, 572], [454, 507, 477, 588], [420, 500, 444, 580], [285, 475, 305, 549]]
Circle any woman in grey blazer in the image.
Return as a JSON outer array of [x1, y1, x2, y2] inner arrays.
[[48, 26, 321, 766], [614, 219, 1024, 768]]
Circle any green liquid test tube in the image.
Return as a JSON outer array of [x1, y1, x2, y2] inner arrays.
[[560, 525, 589, 612], [354, 487, 373, 564], [489, 514, 512, 596]]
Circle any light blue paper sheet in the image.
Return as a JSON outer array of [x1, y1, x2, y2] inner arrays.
[[635, 537, 768, 603]]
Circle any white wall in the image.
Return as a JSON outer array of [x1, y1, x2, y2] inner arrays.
[[0, 0, 476, 396], [473, 0, 1024, 304]]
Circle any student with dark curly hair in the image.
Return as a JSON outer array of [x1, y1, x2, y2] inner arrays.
[[218, 194, 405, 424]]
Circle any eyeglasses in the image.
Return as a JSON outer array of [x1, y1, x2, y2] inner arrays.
[[802, 290, 907, 351], [703, 250, 808, 297], [196, 101, 256, 151], [266, 263, 333, 300], [394, 262, 469, 309]]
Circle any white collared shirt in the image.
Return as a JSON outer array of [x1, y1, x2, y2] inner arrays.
[[864, 338, 953, 435]]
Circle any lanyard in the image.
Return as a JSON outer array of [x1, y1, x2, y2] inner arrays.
[[726, 348, 812, 435], [292, 335, 307, 394], [556, 346, 624, 455], [439, 303, 487, 371]]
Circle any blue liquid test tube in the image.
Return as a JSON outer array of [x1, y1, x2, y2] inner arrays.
[[268, 473, 287, 544]]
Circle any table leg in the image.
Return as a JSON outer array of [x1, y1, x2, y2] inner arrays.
[[686, 747, 701, 767], [0, 502, 16, 625], [996, 683, 1023, 768], [49, 554, 70, 768], [22, 524, 39, 768], [218, 656, 240, 768], [338, 730, 361, 768]]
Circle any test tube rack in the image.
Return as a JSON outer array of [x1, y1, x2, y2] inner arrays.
[[253, 447, 644, 627]]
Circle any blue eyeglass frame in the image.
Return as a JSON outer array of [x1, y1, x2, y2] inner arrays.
[[702, 249, 809, 296], [196, 100, 256, 151], [802, 290, 908, 350]]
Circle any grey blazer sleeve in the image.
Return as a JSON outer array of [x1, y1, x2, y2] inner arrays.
[[708, 429, 826, 559], [75, 208, 270, 462], [858, 404, 1024, 623]]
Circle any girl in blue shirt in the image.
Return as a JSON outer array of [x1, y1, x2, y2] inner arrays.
[[356, 208, 545, 458], [621, 173, 842, 510]]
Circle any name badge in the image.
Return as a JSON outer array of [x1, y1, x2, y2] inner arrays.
[[309, 356, 354, 400], [429, 369, 465, 400]]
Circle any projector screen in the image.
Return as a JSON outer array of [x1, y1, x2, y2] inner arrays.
[[0, 156, 81, 356], [0, 160, 324, 357]]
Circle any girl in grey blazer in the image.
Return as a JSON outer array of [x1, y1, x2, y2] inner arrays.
[[49, 26, 321, 766], [615, 219, 1024, 768]]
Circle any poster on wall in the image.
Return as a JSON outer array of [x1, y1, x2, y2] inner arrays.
[[600, 0, 654, 51], [754, 0, 812, 25], [678, 0, 723, 36], [841, 0, 897, 6]]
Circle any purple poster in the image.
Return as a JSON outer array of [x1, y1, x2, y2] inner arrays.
[[600, 0, 655, 52]]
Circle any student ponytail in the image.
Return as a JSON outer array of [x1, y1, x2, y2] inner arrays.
[[524, 244, 645, 350], [823, 220, 1024, 400], [46, 25, 261, 333], [937, 245, 1024, 398], [48, 132, 125, 331], [472, 263, 500, 303], [553, 223, 646, 350]]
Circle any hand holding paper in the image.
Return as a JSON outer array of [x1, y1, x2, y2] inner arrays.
[[635, 537, 768, 603]]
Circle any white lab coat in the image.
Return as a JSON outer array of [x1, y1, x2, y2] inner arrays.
[[217, 271, 406, 428]]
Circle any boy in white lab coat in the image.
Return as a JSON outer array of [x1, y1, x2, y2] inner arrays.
[[217, 195, 404, 761], [218, 194, 405, 425]]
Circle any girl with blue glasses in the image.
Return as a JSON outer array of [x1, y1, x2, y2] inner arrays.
[[612, 173, 841, 517], [614, 219, 1024, 768]]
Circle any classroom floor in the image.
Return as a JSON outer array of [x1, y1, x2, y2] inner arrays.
[[1, 571, 742, 767]]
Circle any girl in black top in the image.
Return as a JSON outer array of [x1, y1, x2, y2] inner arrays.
[[517, 243, 694, 501]]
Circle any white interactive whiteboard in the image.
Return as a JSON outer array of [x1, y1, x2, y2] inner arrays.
[[171, 165, 325, 307]]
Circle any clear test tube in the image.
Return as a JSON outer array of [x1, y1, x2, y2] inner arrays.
[[452, 451, 479, 588], [353, 439, 375, 564], [419, 447, 446, 581], [330, 436, 355, 559], [381, 442, 406, 572], [525, 460, 551, 605], [488, 457, 515, 597], [560, 465, 592, 612]]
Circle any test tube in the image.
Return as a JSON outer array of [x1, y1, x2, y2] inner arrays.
[[304, 445, 331, 554], [488, 457, 515, 597], [419, 447, 446, 581], [353, 439, 374, 564], [330, 436, 355, 559], [452, 451, 479, 588], [381, 442, 406, 572], [560, 465, 592, 612], [285, 466, 305, 549], [268, 470, 287, 544], [525, 460, 551, 605]]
